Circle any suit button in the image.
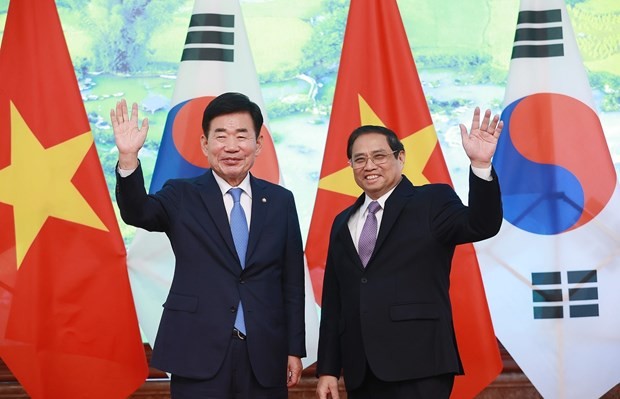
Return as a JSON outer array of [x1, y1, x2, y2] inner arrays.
[[240, 279, 245, 284], [230, 306, 236, 313], [361, 277, 368, 284]]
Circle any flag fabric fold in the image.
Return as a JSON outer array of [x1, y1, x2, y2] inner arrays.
[[0, 0, 148, 397], [305, 0, 501, 397], [476, 1, 620, 398], [126, 0, 319, 368]]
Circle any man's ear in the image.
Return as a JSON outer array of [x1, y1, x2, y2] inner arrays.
[[200, 134, 209, 156], [255, 133, 264, 156]]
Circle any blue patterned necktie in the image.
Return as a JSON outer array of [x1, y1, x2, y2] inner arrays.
[[358, 201, 381, 267], [229, 188, 248, 334]]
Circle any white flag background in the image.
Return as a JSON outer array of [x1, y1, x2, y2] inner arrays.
[[476, 1, 620, 398], [126, 0, 319, 369]]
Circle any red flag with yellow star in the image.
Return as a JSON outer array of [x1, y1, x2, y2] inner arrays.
[[305, 0, 502, 397], [0, 0, 148, 397]]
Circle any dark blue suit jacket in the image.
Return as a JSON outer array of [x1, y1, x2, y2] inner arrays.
[[317, 170, 502, 391], [116, 165, 306, 387]]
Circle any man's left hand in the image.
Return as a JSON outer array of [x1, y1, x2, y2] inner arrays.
[[287, 356, 303, 387], [460, 107, 503, 168]]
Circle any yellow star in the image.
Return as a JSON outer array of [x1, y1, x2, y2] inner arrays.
[[401, 125, 438, 186], [318, 94, 437, 196], [0, 101, 107, 268]]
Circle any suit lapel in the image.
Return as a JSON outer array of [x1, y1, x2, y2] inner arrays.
[[337, 194, 366, 269], [371, 176, 415, 261], [246, 175, 267, 266], [336, 178, 415, 270], [197, 171, 239, 267]]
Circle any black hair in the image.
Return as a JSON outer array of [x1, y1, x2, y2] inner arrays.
[[201, 92, 263, 137], [346, 125, 404, 159]]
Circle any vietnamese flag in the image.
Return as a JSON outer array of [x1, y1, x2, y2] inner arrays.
[[304, 0, 502, 397], [0, 0, 148, 397]]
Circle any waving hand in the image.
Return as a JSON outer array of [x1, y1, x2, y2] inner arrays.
[[110, 99, 149, 169], [459, 107, 503, 168]]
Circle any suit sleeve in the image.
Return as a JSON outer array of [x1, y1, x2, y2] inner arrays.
[[431, 167, 502, 244], [283, 191, 307, 357], [115, 162, 177, 232], [316, 218, 343, 378]]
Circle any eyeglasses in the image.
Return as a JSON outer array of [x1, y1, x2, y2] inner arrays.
[[349, 150, 399, 169]]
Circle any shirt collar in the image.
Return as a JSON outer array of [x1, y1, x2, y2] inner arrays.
[[211, 171, 253, 199], [361, 178, 401, 213]]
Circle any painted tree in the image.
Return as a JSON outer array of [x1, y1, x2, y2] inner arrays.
[[61, 0, 179, 73]]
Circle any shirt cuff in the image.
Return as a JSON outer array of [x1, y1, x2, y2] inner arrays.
[[117, 166, 137, 178], [471, 165, 492, 181]]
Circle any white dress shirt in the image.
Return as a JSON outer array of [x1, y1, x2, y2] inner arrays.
[[211, 172, 253, 226]]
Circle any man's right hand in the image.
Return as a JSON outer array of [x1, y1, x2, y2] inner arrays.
[[316, 375, 340, 399], [110, 99, 149, 170]]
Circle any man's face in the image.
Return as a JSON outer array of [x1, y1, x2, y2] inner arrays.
[[200, 111, 263, 186], [350, 133, 404, 200]]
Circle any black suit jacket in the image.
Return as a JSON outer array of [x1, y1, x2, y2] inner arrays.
[[317, 170, 502, 391], [116, 165, 306, 387]]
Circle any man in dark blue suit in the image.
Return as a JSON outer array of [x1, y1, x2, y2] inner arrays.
[[111, 93, 306, 399], [316, 108, 503, 399]]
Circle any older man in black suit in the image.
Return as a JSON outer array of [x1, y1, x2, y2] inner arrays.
[[316, 108, 503, 399]]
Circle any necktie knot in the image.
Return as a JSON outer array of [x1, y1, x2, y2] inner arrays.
[[230, 187, 243, 203], [367, 201, 381, 215]]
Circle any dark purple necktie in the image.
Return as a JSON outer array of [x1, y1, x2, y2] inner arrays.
[[358, 201, 381, 267]]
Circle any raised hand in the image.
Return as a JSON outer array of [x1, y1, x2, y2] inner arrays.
[[110, 99, 149, 169], [459, 107, 503, 168]]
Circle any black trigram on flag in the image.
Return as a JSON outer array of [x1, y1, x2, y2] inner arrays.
[[532, 270, 599, 319], [512, 9, 564, 59], [181, 13, 235, 62]]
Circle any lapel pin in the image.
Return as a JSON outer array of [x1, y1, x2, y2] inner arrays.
[[262, 197, 267, 203]]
